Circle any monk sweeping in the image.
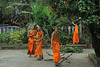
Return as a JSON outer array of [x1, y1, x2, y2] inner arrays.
[[34, 26, 44, 60], [51, 27, 63, 66], [72, 21, 79, 45], [27, 25, 37, 57]]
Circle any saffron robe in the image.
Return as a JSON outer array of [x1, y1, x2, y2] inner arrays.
[[73, 25, 79, 43], [27, 30, 37, 55], [34, 31, 44, 57], [52, 33, 61, 62]]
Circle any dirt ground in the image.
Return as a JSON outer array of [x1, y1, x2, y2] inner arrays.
[[0, 49, 95, 67]]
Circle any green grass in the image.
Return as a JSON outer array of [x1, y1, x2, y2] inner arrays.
[[60, 46, 83, 53], [91, 53, 96, 57]]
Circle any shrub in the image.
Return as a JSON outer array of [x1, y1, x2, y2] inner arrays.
[[60, 32, 72, 45], [0, 32, 9, 43], [60, 46, 83, 53], [9, 29, 26, 46], [22, 31, 28, 43], [79, 38, 85, 44]]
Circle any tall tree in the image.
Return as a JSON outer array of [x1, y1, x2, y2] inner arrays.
[[47, 0, 100, 57]]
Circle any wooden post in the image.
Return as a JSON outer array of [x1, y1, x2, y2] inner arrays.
[[79, 22, 82, 38]]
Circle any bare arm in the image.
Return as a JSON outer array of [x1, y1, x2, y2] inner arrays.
[[72, 21, 76, 26], [27, 30, 33, 37], [51, 32, 54, 48]]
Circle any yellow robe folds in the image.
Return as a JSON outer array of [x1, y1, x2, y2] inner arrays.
[[34, 31, 44, 57], [52, 33, 61, 62]]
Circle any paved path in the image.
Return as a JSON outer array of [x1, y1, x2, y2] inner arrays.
[[0, 49, 95, 67]]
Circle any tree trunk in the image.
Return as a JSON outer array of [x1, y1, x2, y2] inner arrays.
[[89, 24, 100, 57]]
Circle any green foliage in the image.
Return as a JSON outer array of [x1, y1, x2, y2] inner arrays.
[[22, 32, 28, 43], [79, 38, 85, 44], [0, 0, 100, 51], [43, 34, 51, 45], [29, 0, 55, 36], [82, 34, 89, 42], [82, 15, 100, 24], [47, 0, 100, 24], [43, 7, 51, 20], [9, 29, 27, 46], [60, 32, 72, 45], [0, 29, 27, 46], [0, 32, 9, 43], [91, 53, 96, 57], [97, 34, 100, 39], [0, 1, 14, 15], [78, 0, 95, 13], [60, 46, 83, 53]]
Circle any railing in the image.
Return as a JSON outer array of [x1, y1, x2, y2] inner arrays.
[[0, 24, 85, 38], [61, 25, 85, 37], [0, 25, 27, 34]]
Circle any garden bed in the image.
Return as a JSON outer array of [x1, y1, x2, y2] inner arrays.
[[0, 43, 88, 50], [89, 53, 100, 67], [0, 43, 28, 49], [0, 46, 28, 50]]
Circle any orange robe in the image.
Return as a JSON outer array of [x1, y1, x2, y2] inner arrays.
[[34, 31, 44, 57], [52, 33, 61, 62], [73, 25, 79, 43], [27, 30, 37, 55]]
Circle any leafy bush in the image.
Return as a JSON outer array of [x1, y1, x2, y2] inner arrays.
[[60, 32, 72, 45], [91, 53, 96, 57], [9, 29, 27, 46], [79, 38, 85, 44], [22, 31, 28, 43], [0, 32, 9, 43], [43, 34, 51, 47], [60, 46, 83, 53], [0, 28, 28, 46]]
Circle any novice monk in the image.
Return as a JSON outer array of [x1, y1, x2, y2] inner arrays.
[[34, 26, 44, 60], [51, 27, 63, 66], [27, 25, 37, 57], [72, 21, 79, 45]]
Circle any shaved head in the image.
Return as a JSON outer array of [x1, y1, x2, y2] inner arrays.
[[31, 25, 34, 29], [55, 27, 59, 32], [55, 27, 58, 29], [37, 26, 41, 31]]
